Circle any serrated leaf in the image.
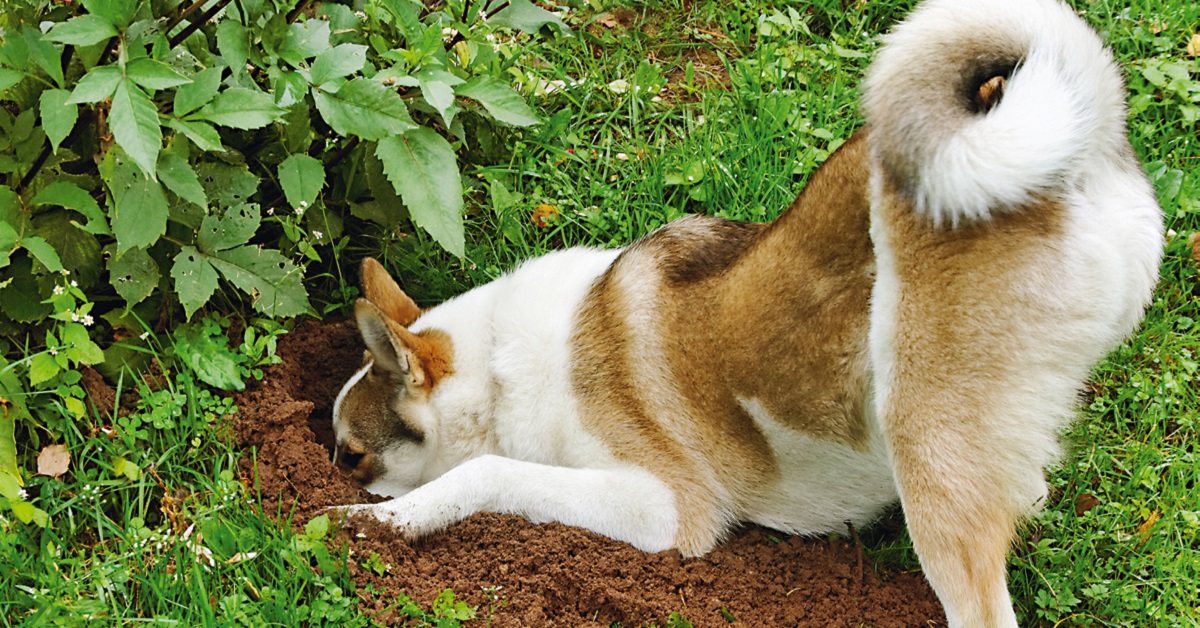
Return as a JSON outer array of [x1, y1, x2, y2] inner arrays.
[[32, 212, 102, 286], [32, 181, 108, 235], [376, 128, 465, 257], [198, 204, 260, 253], [173, 322, 245, 391], [24, 28, 65, 88], [126, 57, 192, 91], [104, 152, 168, 252], [20, 236, 65, 273], [455, 75, 540, 127], [280, 19, 332, 65], [309, 44, 367, 87], [66, 65, 122, 104], [416, 67, 460, 127], [173, 66, 222, 116], [39, 89, 79, 153], [172, 246, 220, 320], [0, 69, 24, 93], [158, 152, 207, 208], [44, 15, 118, 47], [489, 0, 571, 35], [82, 0, 137, 31], [195, 162, 259, 209], [108, 246, 159, 308], [29, 352, 60, 386], [278, 154, 325, 211], [193, 87, 284, 130], [110, 79, 162, 178], [216, 20, 249, 79], [166, 117, 224, 152], [312, 78, 416, 140], [61, 322, 104, 364], [209, 246, 310, 317]]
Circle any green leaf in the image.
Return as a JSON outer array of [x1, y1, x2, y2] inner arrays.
[[108, 246, 159, 308], [66, 65, 122, 104], [20, 236, 65, 273], [0, 471, 20, 500], [197, 204, 260, 253], [158, 152, 207, 209], [209, 246, 311, 318], [39, 89, 79, 153], [0, 222, 15, 268], [10, 500, 49, 527], [0, 69, 24, 93], [82, 0, 137, 31], [126, 57, 192, 91], [216, 20, 249, 79], [110, 79, 162, 179], [278, 154, 325, 211], [376, 128, 465, 257], [32, 211, 102, 286], [312, 78, 416, 140], [415, 67, 461, 127], [111, 456, 141, 481], [24, 28, 65, 88], [172, 247, 220, 320], [29, 352, 60, 386], [279, 19, 332, 65], [305, 514, 330, 540], [489, 0, 571, 35], [173, 66, 223, 117], [43, 15, 118, 47], [166, 117, 224, 152], [61, 323, 104, 365], [195, 162, 259, 209], [31, 182, 108, 235], [309, 44, 367, 88], [455, 75, 540, 127], [193, 87, 285, 130], [104, 151, 168, 252]]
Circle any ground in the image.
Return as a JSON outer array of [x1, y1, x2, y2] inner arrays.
[[230, 319, 946, 626]]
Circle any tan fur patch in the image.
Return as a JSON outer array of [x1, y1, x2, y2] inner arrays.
[[571, 132, 876, 554], [362, 258, 422, 326]]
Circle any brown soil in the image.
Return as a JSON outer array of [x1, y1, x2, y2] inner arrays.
[[232, 319, 946, 627]]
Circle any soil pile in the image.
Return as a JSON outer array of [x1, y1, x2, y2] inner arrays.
[[233, 320, 945, 627]]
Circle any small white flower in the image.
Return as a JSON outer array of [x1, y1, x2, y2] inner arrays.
[[312, 230, 323, 240], [70, 280, 78, 288], [1166, 229, 1177, 238], [83, 315, 94, 326], [49, 348, 58, 356], [294, 206, 305, 216], [17, 488, 27, 499], [267, 208, 275, 216], [479, 10, 488, 21], [53, 285, 65, 295], [485, 33, 496, 42], [299, 200, 309, 208], [355, 10, 367, 19]]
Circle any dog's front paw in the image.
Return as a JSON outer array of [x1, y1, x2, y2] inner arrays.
[[327, 495, 467, 541]]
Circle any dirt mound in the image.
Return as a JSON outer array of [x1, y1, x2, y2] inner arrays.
[[233, 320, 945, 626]]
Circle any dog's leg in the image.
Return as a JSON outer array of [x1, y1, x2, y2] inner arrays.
[[341, 455, 678, 552]]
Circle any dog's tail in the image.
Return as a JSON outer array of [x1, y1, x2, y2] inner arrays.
[[863, 0, 1129, 226]]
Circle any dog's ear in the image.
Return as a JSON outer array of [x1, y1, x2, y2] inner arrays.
[[361, 258, 421, 326], [355, 299, 431, 389]]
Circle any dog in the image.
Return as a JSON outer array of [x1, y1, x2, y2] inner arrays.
[[331, 0, 1164, 625]]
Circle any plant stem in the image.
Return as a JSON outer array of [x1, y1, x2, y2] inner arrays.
[[168, 0, 233, 49]]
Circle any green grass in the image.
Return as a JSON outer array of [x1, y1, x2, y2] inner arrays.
[[4, 0, 1198, 625]]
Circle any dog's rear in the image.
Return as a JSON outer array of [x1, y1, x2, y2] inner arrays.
[[864, 0, 1163, 625]]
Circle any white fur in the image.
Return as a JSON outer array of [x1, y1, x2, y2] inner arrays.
[[864, 0, 1130, 226], [340, 247, 683, 552]]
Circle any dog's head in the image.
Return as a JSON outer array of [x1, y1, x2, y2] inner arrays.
[[333, 258, 455, 496]]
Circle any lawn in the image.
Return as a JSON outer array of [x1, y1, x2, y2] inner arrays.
[[1, 0, 1197, 625]]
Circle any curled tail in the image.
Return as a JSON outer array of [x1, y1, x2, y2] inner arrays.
[[863, 0, 1129, 226]]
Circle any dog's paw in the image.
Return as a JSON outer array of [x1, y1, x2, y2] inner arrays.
[[326, 496, 466, 541]]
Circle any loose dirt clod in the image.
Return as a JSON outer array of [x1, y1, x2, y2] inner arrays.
[[234, 320, 946, 626]]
